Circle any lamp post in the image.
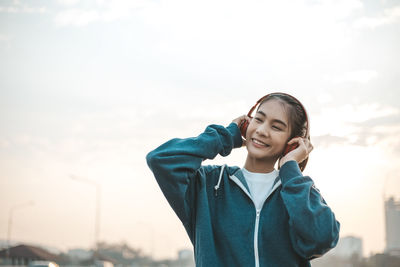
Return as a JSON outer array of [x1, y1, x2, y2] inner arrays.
[[134, 221, 155, 259], [7, 201, 35, 262], [70, 174, 101, 255]]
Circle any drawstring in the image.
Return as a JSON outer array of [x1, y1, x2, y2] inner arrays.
[[214, 164, 226, 197]]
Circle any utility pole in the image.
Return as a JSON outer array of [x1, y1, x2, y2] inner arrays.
[[7, 201, 35, 262], [70, 174, 101, 256]]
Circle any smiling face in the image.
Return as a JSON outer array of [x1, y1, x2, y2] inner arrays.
[[244, 99, 292, 170]]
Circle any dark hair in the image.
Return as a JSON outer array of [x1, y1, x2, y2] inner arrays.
[[258, 93, 308, 140]]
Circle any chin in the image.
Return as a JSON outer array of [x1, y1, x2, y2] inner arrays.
[[246, 146, 280, 161], [246, 148, 272, 161]]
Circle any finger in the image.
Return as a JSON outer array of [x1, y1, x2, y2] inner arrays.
[[240, 115, 251, 126], [304, 138, 311, 146], [287, 137, 301, 145], [301, 139, 313, 155], [298, 138, 306, 150], [242, 116, 251, 126], [307, 141, 314, 152], [233, 115, 247, 125]]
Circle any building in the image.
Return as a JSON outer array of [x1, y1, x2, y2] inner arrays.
[[177, 249, 195, 267], [331, 236, 363, 259], [367, 253, 400, 267], [66, 248, 92, 264], [0, 244, 60, 265], [385, 197, 400, 254]]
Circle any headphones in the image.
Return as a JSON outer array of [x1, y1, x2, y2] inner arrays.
[[239, 92, 310, 171]]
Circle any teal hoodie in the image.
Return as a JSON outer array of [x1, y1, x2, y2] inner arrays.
[[146, 123, 340, 267]]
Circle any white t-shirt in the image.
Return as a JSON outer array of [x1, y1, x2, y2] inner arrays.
[[242, 168, 279, 210]]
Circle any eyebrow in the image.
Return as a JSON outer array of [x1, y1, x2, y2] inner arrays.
[[256, 110, 288, 128]]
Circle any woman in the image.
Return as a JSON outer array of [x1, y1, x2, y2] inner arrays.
[[146, 92, 340, 266]]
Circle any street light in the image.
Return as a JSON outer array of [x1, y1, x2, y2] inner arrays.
[[69, 174, 101, 254], [7, 201, 35, 262], [133, 221, 155, 259]]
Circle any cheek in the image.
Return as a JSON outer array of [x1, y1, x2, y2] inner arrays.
[[245, 121, 256, 139], [245, 130, 251, 141], [273, 132, 290, 145], [246, 121, 253, 139]]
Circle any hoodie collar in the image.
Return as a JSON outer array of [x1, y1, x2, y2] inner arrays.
[[228, 168, 282, 201]]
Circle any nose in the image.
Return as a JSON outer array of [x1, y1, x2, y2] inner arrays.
[[255, 123, 270, 137]]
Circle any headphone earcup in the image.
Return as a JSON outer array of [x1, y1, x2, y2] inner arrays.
[[239, 120, 249, 138], [298, 157, 308, 172], [283, 143, 298, 156]]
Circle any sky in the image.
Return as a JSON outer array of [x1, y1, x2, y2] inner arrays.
[[1, 0, 400, 260]]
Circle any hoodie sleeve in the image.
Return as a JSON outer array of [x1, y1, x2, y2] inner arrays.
[[146, 123, 242, 229], [279, 160, 340, 259]]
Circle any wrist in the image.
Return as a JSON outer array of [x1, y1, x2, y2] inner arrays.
[[279, 160, 303, 184], [227, 122, 243, 148], [280, 156, 296, 167]]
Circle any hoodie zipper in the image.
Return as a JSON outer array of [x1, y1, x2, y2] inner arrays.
[[228, 173, 282, 267], [254, 209, 261, 267], [253, 181, 282, 267]]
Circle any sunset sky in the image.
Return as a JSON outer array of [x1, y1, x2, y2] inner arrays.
[[1, 0, 400, 260]]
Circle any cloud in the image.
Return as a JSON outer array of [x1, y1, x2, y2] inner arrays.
[[58, 0, 81, 6], [350, 112, 400, 147], [0, 1, 46, 14], [354, 113, 400, 128], [307, 0, 363, 20], [54, 0, 154, 27], [0, 34, 11, 42], [0, 138, 10, 149], [312, 104, 400, 153], [131, 0, 365, 71], [324, 70, 379, 84], [353, 5, 400, 29], [54, 8, 100, 26], [313, 134, 348, 147]]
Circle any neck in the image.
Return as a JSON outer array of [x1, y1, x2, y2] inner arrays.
[[244, 155, 277, 173]]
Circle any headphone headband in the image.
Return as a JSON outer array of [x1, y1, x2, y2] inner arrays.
[[247, 92, 310, 139]]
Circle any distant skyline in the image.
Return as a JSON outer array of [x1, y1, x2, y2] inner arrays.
[[1, 0, 400, 259], [384, 197, 400, 252]]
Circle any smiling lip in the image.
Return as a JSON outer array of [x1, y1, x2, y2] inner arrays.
[[251, 138, 270, 148]]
